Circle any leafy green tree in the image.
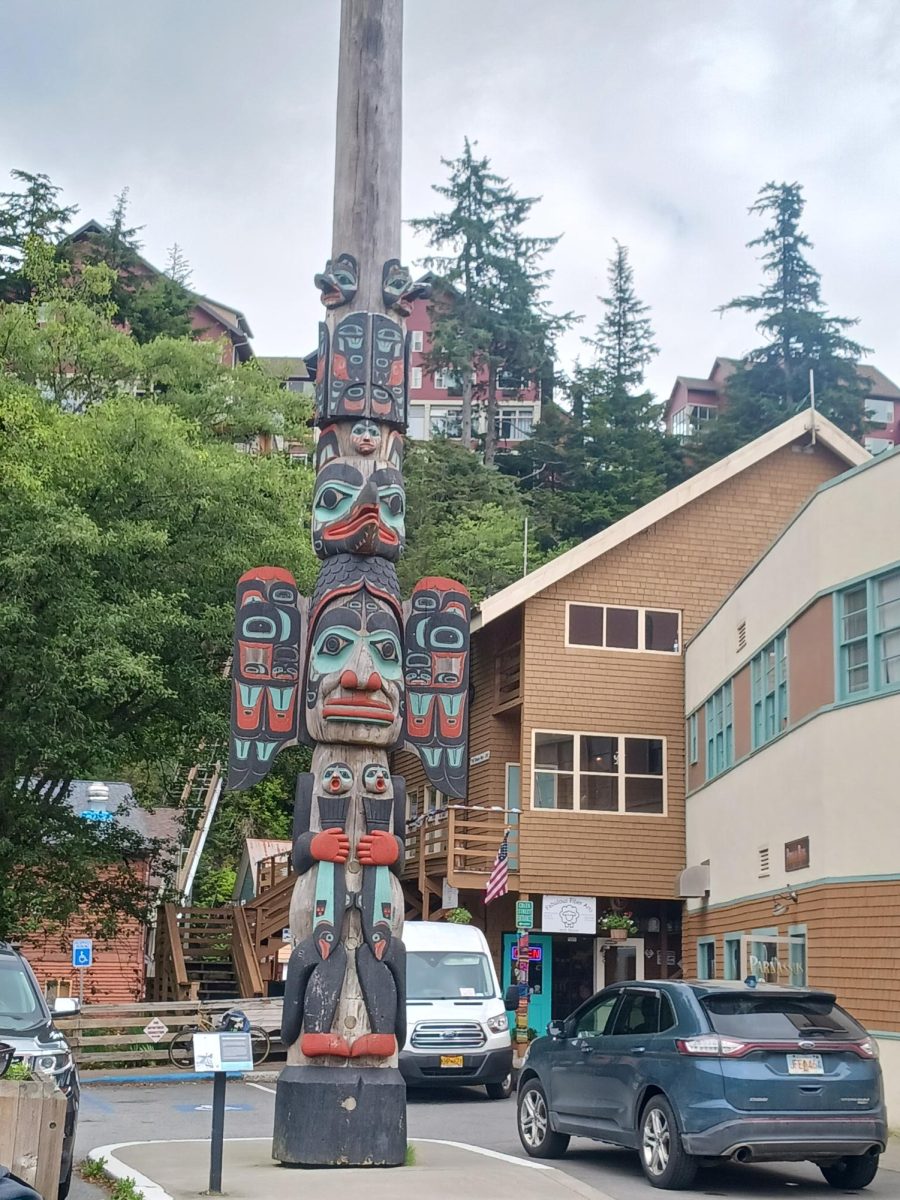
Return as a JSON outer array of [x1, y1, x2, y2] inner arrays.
[[411, 140, 572, 462], [705, 181, 869, 456], [0, 170, 78, 297], [0, 382, 316, 940], [506, 243, 681, 548]]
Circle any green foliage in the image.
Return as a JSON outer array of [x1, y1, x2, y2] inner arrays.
[[445, 907, 472, 924], [0, 169, 78, 297], [411, 140, 573, 461], [80, 1156, 108, 1181], [0, 387, 315, 940], [400, 438, 540, 602], [4, 1060, 33, 1081], [405, 1144, 417, 1166], [506, 244, 682, 548], [111, 1177, 145, 1200], [701, 181, 868, 459]]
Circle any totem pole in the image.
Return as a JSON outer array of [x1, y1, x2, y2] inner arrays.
[[228, 0, 470, 1167]]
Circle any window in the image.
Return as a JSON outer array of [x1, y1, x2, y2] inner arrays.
[[496, 408, 534, 441], [574, 992, 619, 1037], [788, 925, 808, 986], [611, 990, 672, 1035], [751, 633, 788, 748], [410, 366, 423, 390], [697, 938, 715, 980], [723, 934, 742, 980], [866, 398, 894, 426], [705, 681, 733, 779], [410, 330, 424, 353], [433, 368, 458, 390], [533, 731, 665, 814], [837, 569, 900, 699], [703, 992, 863, 1039], [430, 407, 462, 438], [567, 602, 680, 653], [688, 713, 698, 765], [406, 950, 494, 999], [672, 403, 716, 439], [864, 436, 892, 455], [407, 405, 426, 440]]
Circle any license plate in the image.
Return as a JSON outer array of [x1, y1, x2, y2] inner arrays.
[[440, 1055, 464, 1068], [787, 1053, 824, 1075]]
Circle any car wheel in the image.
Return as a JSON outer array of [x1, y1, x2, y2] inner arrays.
[[820, 1154, 880, 1190], [485, 1072, 514, 1100], [517, 1080, 569, 1158], [639, 1096, 697, 1190]]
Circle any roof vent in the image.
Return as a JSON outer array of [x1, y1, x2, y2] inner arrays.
[[737, 620, 747, 652], [758, 846, 770, 877], [82, 780, 114, 823]]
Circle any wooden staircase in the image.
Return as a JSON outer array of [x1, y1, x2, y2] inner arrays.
[[152, 904, 264, 1001]]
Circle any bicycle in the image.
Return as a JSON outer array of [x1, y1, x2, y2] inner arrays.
[[168, 1006, 271, 1070]]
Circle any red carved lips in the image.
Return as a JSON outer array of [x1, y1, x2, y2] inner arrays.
[[324, 694, 395, 724], [326, 504, 399, 546]]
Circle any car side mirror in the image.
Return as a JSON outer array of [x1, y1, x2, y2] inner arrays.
[[547, 1019, 566, 1039], [52, 998, 81, 1017], [504, 985, 520, 1011]]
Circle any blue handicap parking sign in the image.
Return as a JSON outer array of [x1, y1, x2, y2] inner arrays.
[[72, 939, 93, 968]]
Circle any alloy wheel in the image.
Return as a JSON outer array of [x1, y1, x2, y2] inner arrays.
[[520, 1087, 548, 1148], [642, 1106, 671, 1176]]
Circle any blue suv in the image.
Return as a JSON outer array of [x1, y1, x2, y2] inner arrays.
[[517, 980, 886, 1191]]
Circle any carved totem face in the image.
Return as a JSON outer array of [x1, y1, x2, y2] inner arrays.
[[314, 252, 359, 309], [305, 586, 404, 746], [312, 461, 405, 560], [381, 258, 430, 317], [315, 423, 403, 472]]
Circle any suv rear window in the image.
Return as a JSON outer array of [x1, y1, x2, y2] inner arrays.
[[702, 992, 865, 1041]]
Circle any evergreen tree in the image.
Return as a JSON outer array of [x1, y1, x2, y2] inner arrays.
[[0, 169, 78, 298], [411, 140, 571, 462], [705, 181, 869, 456], [509, 243, 681, 548]]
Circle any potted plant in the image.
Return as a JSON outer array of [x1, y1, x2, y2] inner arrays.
[[445, 906, 472, 925], [599, 911, 637, 940]]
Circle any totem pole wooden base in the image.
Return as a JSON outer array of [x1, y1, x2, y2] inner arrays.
[[273, 1067, 406, 1167]]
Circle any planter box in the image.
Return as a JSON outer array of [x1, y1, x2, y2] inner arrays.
[[0, 1079, 66, 1200]]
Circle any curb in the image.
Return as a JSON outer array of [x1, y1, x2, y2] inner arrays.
[[87, 1138, 616, 1200], [81, 1070, 247, 1086]]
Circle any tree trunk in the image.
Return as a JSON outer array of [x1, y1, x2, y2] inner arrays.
[[461, 367, 474, 450], [484, 360, 498, 465]]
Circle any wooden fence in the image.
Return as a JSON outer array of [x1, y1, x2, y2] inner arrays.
[[56, 997, 283, 1070]]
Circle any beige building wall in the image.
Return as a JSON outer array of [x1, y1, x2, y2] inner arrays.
[[686, 451, 900, 714]]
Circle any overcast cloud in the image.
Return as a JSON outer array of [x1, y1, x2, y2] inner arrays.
[[3, 0, 899, 400]]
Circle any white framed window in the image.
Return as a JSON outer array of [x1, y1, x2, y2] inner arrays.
[[864, 436, 892, 455], [495, 407, 534, 441], [410, 330, 424, 353], [432, 368, 458, 391], [696, 938, 716, 980], [410, 366, 423, 391], [672, 403, 716, 440], [751, 633, 788, 748], [688, 713, 698, 765], [566, 601, 680, 653], [429, 407, 462, 438], [407, 405, 426, 440], [866, 398, 894, 426], [532, 730, 666, 815]]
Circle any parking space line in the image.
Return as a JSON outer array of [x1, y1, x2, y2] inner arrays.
[[246, 1081, 276, 1095]]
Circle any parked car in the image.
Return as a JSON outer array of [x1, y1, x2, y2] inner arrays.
[[517, 979, 886, 1191], [401, 921, 519, 1099], [0, 943, 81, 1199]]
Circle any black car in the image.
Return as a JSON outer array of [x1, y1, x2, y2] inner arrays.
[[517, 979, 886, 1191], [0, 944, 81, 1199]]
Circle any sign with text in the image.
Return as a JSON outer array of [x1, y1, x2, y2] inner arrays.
[[192, 1031, 254, 1074], [515, 900, 533, 930], [144, 1017, 169, 1043], [72, 939, 93, 969], [541, 895, 596, 935]]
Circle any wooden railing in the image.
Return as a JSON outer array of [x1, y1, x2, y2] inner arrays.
[[257, 852, 291, 895], [233, 905, 265, 998], [153, 902, 196, 1001], [402, 806, 519, 890], [495, 640, 522, 710]]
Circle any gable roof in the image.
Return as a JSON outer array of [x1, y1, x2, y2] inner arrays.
[[472, 411, 868, 632], [257, 356, 312, 381]]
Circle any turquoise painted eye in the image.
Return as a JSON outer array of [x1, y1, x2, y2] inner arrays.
[[311, 626, 358, 676], [314, 483, 356, 519], [322, 633, 352, 656], [369, 634, 402, 680], [379, 486, 405, 525]]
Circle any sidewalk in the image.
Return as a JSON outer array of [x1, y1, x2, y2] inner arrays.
[[79, 1067, 280, 1086], [91, 1138, 614, 1200]]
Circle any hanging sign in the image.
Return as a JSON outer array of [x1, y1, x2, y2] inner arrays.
[[541, 895, 596, 935]]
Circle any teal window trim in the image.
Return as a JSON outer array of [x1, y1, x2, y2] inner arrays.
[[749, 926, 778, 982], [688, 713, 698, 765], [836, 567, 900, 702], [696, 936, 716, 980], [705, 681, 733, 781], [788, 923, 808, 986], [751, 632, 788, 749], [723, 933, 742, 980]]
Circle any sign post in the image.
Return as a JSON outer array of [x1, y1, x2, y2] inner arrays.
[[513, 897, 533, 1054], [71, 939, 92, 1007], [192, 1031, 255, 1196]]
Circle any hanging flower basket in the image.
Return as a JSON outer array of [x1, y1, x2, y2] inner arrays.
[[599, 911, 637, 939], [609, 926, 628, 941]]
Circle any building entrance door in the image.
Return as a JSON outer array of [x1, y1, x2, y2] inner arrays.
[[595, 938, 645, 988], [502, 933, 552, 1037]]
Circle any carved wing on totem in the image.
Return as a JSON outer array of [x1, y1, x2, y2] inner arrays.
[[228, 567, 305, 791], [403, 577, 471, 799]]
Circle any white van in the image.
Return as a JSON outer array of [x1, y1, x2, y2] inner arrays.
[[400, 921, 518, 1099]]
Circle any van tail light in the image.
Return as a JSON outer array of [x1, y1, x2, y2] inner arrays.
[[676, 1035, 749, 1057]]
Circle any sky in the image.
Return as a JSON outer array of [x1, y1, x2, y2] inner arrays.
[[3, 0, 900, 402]]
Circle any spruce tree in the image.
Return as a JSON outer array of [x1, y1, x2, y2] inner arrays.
[[708, 181, 869, 454], [0, 169, 78, 298], [410, 140, 570, 461]]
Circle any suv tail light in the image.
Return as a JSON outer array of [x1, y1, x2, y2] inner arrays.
[[676, 1035, 749, 1057]]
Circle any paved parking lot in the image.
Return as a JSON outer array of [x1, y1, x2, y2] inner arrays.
[[72, 1079, 900, 1200]]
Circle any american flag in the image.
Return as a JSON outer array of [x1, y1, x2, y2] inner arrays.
[[485, 829, 510, 904]]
